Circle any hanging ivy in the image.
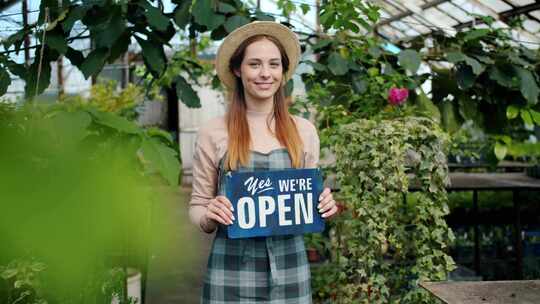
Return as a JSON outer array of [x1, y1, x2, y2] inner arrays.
[[320, 117, 455, 303]]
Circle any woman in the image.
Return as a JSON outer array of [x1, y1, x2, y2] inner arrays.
[[189, 21, 338, 303]]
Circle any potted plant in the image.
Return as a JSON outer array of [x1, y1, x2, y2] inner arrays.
[[304, 233, 327, 263]]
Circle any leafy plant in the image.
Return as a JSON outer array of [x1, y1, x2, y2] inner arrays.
[[0, 0, 274, 102], [0, 104, 174, 303], [317, 117, 455, 303], [60, 80, 145, 120], [0, 259, 47, 304], [418, 19, 540, 162]]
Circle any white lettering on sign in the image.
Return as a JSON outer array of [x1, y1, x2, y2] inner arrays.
[[236, 194, 315, 229], [258, 196, 275, 228], [238, 197, 256, 229], [294, 193, 313, 224], [278, 178, 313, 192], [244, 176, 273, 195], [278, 194, 292, 226]]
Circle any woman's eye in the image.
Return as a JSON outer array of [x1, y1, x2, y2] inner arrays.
[[249, 63, 260, 67], [270, 63, 280, 67]]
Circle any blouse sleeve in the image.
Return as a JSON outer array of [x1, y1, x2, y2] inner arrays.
[[303, 119, 320, 169], [189, 126, 219, 233]]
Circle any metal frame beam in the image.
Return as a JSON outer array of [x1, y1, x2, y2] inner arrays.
[[456, 2, 540, 30]]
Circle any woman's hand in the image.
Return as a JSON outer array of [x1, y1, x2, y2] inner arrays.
[[205, 196, 235, 225], [318, 187, 338, 219]]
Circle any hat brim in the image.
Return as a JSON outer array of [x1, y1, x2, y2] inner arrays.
[[215, 21, 301, 90]]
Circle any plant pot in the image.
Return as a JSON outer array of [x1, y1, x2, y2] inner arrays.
[[111, 268, 141, 304], [307, 248, 321, 263]]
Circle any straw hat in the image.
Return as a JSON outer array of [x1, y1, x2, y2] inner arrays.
[[215, 21, 301, 90]]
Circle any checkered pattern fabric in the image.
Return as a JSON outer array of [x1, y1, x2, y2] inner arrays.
[[201, 149, 312, 303]]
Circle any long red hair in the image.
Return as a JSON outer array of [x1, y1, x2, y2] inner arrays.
[[225, 35, 303, 170]]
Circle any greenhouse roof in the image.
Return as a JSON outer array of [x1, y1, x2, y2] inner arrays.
[[371, 0, 540, 49]]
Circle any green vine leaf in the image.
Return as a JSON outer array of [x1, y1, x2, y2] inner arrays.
[[135, 37, 166, 76], [140, 137, 180, 186], [456, 65, 474, 90], [515, 67, 539, 105], [398, 49, 421, 74], [506, 105, 519, 119], [463, 28, 490, 41], [192, 0, 225, 31], [80, 48, 109, 79], [25, 59, 51, 97], [530, 109, 540, 125], [494, 142, 507, 160], [224, 15, 250, 33], [520, 109, 533, 126], [46, 31, 68, 54], [87, 108, 141, 134], [145, 5, 170, 31], [218, 3, 237, 13], [173, 1, 191, 29], [0, 68, 11, 96], [175, 75, 201, 108], [328, 52, 348, 76]]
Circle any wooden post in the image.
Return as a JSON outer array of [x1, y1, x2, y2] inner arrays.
[[121, 52, 129, 88], [513, 191, 523, 279], [473, 190, 480, 275], [22, 0, 30, 67], [57, 56, 64, 96]]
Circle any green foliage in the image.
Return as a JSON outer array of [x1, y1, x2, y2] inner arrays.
[[423, 22, 540, 162], [0, 0, 278, 103], [317, 117, 455, 303], [0, 104, 178, 303], [298, 0, 429, 168], [60, 81, 145, 120], [0, 259, 47, 304]]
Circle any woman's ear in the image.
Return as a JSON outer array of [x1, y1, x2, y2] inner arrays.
[[233, 68, 241, 78]]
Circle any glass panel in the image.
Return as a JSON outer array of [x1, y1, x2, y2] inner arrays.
[[379, 9, 392, 19], [375, 1, 403, 15], [530, 10, 540, 21], [453, 0, 498, 18], [423, 7, 460, 27], [481, 0, 513, 13], [523, 19, 540, 33], [492, 20, 509, 29], [507, 0, 535, 6], [402, 16, 432, 34], [391, 20, 413, 32], [511, 28, 540, 49], [379, 25, 406, 40], [439, 2, 474, 23], [386, 0, 408, 12]]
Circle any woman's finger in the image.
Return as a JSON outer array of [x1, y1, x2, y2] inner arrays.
[[208, 203, 232, 225], [215, 200, 235, 222], [216, 196, 234, 211], [317, 194, 333, 210], [322, 205, 338, 218], [319, 198, 335, 213], [206, 212, 229, 226], [318, 187, 331, 201]]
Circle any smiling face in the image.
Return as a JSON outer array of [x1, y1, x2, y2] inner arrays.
[[234, 38, 284, 105]]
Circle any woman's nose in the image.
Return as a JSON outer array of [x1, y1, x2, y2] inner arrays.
[[259, 65, 271, 78]]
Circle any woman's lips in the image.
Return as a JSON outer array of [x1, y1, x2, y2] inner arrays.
[[255, 82, 273, 90]]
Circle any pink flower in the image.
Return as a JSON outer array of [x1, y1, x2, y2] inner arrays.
[[388, 87, 409, 106]]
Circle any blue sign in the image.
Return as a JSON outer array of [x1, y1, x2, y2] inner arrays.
[[225, 168, 325, 239]]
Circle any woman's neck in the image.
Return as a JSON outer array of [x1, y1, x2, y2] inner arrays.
[[245, 96, 274, 114]]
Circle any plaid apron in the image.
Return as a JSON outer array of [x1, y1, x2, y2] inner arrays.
[[202, 148, 312, 304]]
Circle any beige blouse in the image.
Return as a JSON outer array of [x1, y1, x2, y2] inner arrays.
[[189, 109, 320, 233]]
